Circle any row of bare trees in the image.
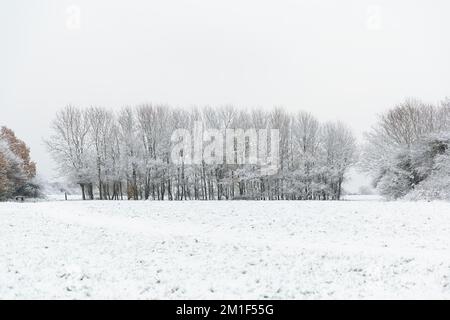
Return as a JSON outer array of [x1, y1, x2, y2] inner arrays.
[[46, 105, 356, 200]]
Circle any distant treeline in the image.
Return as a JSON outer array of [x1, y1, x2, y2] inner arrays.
[[46, 105, 356, 200]]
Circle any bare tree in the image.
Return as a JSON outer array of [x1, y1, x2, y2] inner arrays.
[[46, 105, 92, 199]]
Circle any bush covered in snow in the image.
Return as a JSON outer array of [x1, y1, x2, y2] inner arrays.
[[361, 98, 450, 200], [405, 133, 450, 200]]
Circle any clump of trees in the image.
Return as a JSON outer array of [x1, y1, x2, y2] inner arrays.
[[46, 104, 356, 201], [0, 127, 37, 200], [361, 98, 450, 200]]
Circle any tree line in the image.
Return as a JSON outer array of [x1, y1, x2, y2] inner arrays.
[[46, 105, 357, 201], [4, 98, 448, 202]]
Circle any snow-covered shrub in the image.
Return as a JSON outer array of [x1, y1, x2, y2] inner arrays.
[[361, 98, 450, 200], [376, 167, 412, 200], [405, 133, 450, 200]]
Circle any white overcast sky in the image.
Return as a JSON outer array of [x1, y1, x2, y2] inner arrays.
[[1, 0, 449, 182]]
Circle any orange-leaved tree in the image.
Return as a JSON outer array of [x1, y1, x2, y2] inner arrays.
[[0, 126, 37, 200]]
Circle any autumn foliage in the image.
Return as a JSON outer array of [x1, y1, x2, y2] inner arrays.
[[0, 126, 37, 200]]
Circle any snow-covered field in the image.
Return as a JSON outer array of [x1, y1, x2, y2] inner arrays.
[[1, 199, 450, 299]]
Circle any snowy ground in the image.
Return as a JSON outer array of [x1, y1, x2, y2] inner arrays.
[[1, 199, 450, 299]]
